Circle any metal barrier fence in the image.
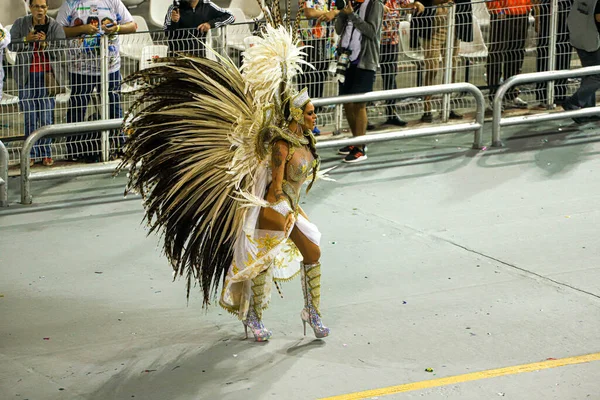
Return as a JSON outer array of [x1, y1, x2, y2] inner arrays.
[[0, 0, 582, 165], [0, 139, 7, 207], [492, 65, 600, 146], [19, 84, 484, 205], [312, 83, 485, 149]]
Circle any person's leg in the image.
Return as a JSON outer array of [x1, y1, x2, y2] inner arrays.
[[535, 4, 550, 102], [566, 48, 600, 109], [38, 72, 54, 161], [421, 33, 442, 117], [66, 73, 93, 157], [505, 14, 528, 103], [288, 224, 329, 338], [344, 102, 357, 134], [108, 70, 125, 156], [554, 2, 572, 102], [19, 73, 38, 161], [448, 37, 464, 119], [487, 14, 504, 101]]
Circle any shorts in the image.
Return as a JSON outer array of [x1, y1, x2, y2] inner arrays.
[[338, 64, 376, 95]]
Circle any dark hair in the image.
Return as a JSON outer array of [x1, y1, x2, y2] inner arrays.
[[29, 0, 48, 5]]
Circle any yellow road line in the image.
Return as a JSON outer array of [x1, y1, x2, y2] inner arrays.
[[320, 352, 600, 400]]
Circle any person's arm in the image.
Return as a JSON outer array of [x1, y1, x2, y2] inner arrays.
[[269, 140, 295, 234], [300, 1, 340, 25], [334, 9, 349, 34], [8, 19, 35, 52], [269, 140, 289, 205], [341, 0, 383, 40], [100, 0, 136, 35], [206, 3, 236, 28], [164, 4, 180, 31], [103, 21, 136, 35], [400, 1, 425, 14]]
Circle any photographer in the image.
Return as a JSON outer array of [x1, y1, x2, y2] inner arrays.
[[335, 0, 383, 163], [163, 0, 235, 58], [10, 0, 66, 167]]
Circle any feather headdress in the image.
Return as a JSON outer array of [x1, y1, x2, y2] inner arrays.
[[118, 0, 316, 306]]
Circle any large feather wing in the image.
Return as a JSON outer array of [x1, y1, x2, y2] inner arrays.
[[119, 55, 265, 306]]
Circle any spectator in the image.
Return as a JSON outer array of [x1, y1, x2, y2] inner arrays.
[[335, 0, 384, 163], [486, 0, 532, 109], [10, 0, 66, 167], [413, 0, 473, 122], [56, 0, 137, 163], [299, 0, 340, 135], [534, 0, 572, 107], [164, 0, 235, 58], [561, 0, 600, 123], [377, 0, 424, 127], [0, 24, 10, 100]]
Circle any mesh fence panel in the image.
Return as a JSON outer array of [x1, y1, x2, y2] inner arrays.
[[0, 6, 588, 166]]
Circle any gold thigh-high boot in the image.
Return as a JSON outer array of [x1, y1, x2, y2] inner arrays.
[[300, 261, 330, 338], [243, 270, 272, 342]]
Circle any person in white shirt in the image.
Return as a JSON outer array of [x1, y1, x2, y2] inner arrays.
[[56, 0, 137, 162], [0, 24, 11, 99]]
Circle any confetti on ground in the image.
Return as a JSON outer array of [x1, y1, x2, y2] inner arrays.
[[43, 337, 50, 340], [425, 368, 433, 373]]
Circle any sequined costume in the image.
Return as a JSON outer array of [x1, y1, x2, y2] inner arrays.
[[119, 0, 330, 340]]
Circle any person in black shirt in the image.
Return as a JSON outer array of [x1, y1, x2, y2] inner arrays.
[[163, 0, 235, 57]]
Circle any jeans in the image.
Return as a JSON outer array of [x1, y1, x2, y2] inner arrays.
[[19, 72, 54, 160], [487, 14, 529, 100], [380, 43, 399, 115], [65, 71, 124, 157], [566, 47, 600, 108]]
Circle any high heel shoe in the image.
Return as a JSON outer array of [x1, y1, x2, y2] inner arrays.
[[300, 261, 330, 338], [243, 305, 272, 342]]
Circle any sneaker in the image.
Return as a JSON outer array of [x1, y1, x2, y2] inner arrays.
[[338, 145, 355, 155], [421, 112, 433, 123], [385, 116, 408, 127], [343, 146, 367, 163], [511, 97, 528, 109], [312, 126, 321, 136], [562, 101, 587, 124], [42, 157, 54, 166], [449, 110, 463, 120]]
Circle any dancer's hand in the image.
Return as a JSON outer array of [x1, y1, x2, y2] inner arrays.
[[284, 212, 296, 236]]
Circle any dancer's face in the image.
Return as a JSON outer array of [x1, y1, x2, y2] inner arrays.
[[302, 102, 317, 131]]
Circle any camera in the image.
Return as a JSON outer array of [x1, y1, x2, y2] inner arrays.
[[336, 0, 346, 9], [335, 48, 352, 83]]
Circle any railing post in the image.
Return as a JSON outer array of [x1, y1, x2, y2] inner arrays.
[[20, 137, 33, 205], [0, 140, 8, 207], [547, 0, 558, 106], [100, 35, 110, 162], [442, 4, 456, 122]]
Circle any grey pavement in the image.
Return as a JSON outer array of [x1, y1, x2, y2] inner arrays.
[[1, 120, 600, 400]]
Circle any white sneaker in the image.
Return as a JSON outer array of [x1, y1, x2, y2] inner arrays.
[[511, 97, 528, 109]]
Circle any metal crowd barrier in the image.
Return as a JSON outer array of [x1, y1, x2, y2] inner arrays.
[[313, 83, 485, 150], [492, 65, 600, 147], [20, 119, 122, 205], [20, 84, 485, 205], [0, 140, 8, 207]]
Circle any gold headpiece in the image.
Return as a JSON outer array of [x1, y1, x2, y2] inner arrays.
[[288, 88, 311, 122]]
